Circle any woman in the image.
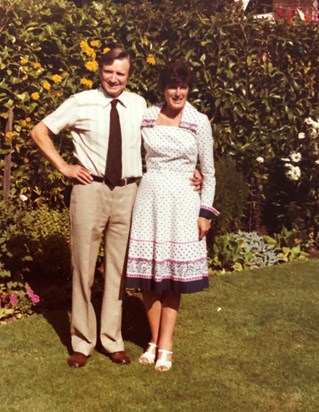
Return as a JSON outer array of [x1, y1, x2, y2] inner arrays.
[[126, 60, 219, 371]]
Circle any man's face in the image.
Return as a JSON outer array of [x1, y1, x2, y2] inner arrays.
[[100, 58, 130, 97]]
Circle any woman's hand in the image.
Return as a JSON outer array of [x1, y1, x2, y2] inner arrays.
[[197, 217, 211, 240]]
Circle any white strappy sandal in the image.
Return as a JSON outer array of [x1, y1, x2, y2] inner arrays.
[[155, 349, 173, 372], [139, 342, 157, 365]]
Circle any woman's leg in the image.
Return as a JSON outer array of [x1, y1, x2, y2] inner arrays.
[[157, 291, 181, 349], [139, 290, 162, 363], [156, 291, 181, 370], [142, 290, 162, 343]]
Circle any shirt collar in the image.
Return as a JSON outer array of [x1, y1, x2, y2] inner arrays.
[[98, 86, 128, 108]]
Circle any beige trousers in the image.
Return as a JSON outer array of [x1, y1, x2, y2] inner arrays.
[[69, 181, 137, 355]]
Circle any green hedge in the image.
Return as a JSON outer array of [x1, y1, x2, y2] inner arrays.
[[1, 0, 319, 234]]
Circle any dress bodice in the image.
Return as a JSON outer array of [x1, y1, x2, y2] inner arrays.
[[142, 125, 198, 174]]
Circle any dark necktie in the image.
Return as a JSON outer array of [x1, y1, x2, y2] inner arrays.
[[105, 99, 122, 188]]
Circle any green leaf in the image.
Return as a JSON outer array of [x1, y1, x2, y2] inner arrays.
[[232, 262, 243, 271]]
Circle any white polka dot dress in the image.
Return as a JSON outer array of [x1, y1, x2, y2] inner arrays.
[[126, 102, 218, 294]]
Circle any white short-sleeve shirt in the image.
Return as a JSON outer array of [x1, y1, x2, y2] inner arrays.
[[43, 87, 147, 178]]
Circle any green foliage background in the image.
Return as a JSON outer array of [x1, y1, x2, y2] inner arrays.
[[1, 0, 319, 318], [1, 0, 319, 233]]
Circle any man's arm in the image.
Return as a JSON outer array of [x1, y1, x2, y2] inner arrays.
[[31, 121, 93, 184]]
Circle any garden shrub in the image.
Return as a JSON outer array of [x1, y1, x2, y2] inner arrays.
[[0, 271, 40, 322], [209, 229, 308, 274], [3, 202, 70, 278], [0, 199, 70, 319], [265, 226, 311, 262], [232, 230, 282, 269], [212, 157, 250, 235], [209, 233, 247, 273], [263, 116, 319, 234], [1, 0, 318, 232]]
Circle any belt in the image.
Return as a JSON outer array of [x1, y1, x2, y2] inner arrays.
[[92, 175, 136, 189]]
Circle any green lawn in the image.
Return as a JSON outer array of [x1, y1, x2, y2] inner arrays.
[[1, 260, 319, 412]]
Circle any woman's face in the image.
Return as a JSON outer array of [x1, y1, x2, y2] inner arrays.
[[164, 83, 189, 113]]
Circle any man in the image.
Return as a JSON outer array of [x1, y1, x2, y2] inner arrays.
[[31, 47, 146, 367]]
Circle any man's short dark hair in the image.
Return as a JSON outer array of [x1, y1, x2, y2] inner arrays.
[[98, 47, 134, 76]]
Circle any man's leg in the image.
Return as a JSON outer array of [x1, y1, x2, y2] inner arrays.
[[69, 183, 110, 358], [100, 183, 137, 356]]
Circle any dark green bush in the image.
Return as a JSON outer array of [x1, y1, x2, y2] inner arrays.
[[0, 201, 70, 280], [212, 157, 250, 235], [0, 200, 70, 319]]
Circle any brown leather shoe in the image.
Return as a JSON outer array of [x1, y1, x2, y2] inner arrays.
[[67, 352, 88, 368], [108, 351, 131, 365]]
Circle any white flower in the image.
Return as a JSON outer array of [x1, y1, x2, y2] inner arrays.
[[298, 132, 305, 139], [305, 117, 319, 129], [285, 165, 301, 181], [315, 160, 319, 165], [256, 156, 264, 163], [281, 157, 290, 162], [305, 117, 319, 139], [19, 194, 28, 202], [290, 152, 302, 163]]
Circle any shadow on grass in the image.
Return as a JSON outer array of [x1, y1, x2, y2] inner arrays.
[[94, 291, 151, 354], [44, 309, 72, 353], [122, 293, 150, 348], [31, 275, 150, 355]]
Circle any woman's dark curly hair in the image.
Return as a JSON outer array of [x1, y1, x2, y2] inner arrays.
[[157, 60, 193, 93]]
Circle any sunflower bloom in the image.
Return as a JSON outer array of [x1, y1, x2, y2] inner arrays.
[[80, 78, 93, 89], [21, 120, 27, 127], [103, 47, 111, 54], [146, 54, 156, 65], [31, 92, 40, 100], [43, 81, 51, 90], [5, 131, 14, 139], [86, 48, 96, 58], [52, 74, 62, 84], [33, 62, 42, 69], [85, 61, 99, 72], [80, 40, 89, 51], [20, 58, 29, 65], [90, 40, 100, 47], [80, 40, 96, 58]]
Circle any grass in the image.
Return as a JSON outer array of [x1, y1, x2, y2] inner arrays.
[[1, 260, 319, 412]]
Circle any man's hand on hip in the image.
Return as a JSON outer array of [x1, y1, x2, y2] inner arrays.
[[60, 164, 93, 184]]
